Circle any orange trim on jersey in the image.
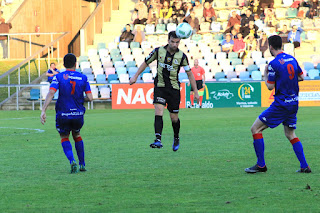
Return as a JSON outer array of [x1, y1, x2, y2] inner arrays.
[[277, 52, 284, 56], [267, 80, 275, 84], [61, 138, 69, 143], [290, 138, 300, 145], [298, 72, 304, 76], [74, 136, 83, 142], [50, 87, 57, 92], [85, 91, 92, 94], [253, 133, 263, 140], [66, 69, 76, 71]]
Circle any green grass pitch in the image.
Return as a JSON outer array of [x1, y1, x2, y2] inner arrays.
[[0, 107, 320, 212]]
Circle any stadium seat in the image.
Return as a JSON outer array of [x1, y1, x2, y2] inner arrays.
[[231, 58, 242, 66], [156, 24, 166, 34], [93, 68, 104, 77], [91, 87, 99, 99], [96, 74, 108, 84], [108, 42, 117, 50], [211, 65, 222, 76], [121, 48, 132, 57], [251, 51, 262, 61], [123, 55, 134, 64], [119, 42, 129, 49], [307, 31, 317, 41], [191, 34, 202, 42], [215, 0, 226, 8], [116, 67, 127, 75], [235, 65, 246, 75], [218, 10, 229, 21], [303, 62, 314, 71], [79, 56, 89, 63], [239, 71, 251, 81], [312, 55, 320, 65], [308, 69, 320, 79], [167, 23, 177, 32], [228, 52, 238, 59], [283, 0, 294, 7], [119, 74, 129, 83], [216, 52, 227, 61], [205, 72, 214, 81], [142, 73, 153, 82], [130, 42, 140, 49], [126, 61, 136, 68], [114, 61, 125, 68], [178, 73, 188, 82], [200, 22, 210, 32], [227, 71, 237, 79], [112, 56, 123, 64], [275, 8, 287, 19], [227, 0, 237, 6], [100, 87, 111, 99], [97, 43, 106, 51], [99, 49, 109, 59], [103, 61, 113, 68], [247, 64, 258, 73], [87, 74, 95, 82], [283, 43, 294, 55], [107, 74, 118, 82], [28, 88, 40, 110], [243, 58, 254, 66], [132, 48, 143, 57], [110, 49, 121, 58], [80, 61, 91, 71], [255, 58, 267, 66], [291, 19, 302, 28], [251, 71, 262, 81], [89, 55, 100, 63], [128, 67, 138, 75], [105, 67, 116, 77], [82, 68, 92, 75], [211, 22, 221, 33], [223, 65, 234, 73], [215, 72, 226, 80], [287, 8, 297, 18], [214, 34, 224, 43]]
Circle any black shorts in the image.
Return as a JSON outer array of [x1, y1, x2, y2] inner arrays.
[[191, 80, 203, 91], [56, 116, 84, 135], [153, 87, 180, 113]]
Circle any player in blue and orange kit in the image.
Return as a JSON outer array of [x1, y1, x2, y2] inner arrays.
[[41, 53, 93, 173], [245, 35, 311, 173]]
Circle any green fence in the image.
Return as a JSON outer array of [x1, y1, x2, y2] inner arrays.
[[186, 82, 261, 108]]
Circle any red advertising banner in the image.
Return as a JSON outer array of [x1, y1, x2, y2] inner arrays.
[[112, 83, 186, 109]]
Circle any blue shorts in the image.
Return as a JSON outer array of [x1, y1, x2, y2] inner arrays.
[[56, 116, 84, 135], [259, 102, 298, 129]]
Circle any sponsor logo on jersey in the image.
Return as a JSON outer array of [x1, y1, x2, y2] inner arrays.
[[167, 57, 172, 62], [159, 62, 174, 71], [63, 74, 69, 80], [174, 59, 179, 65]]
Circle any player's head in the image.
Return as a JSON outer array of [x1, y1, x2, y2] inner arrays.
[[64, 53, 77, 69], [292, 25, 298, 32], [125, 24, 131, 32], [168, 31, 180, 51], [268, 35, 282, 56], [50, 62, 56, 69], [194, 59, 199, 66]]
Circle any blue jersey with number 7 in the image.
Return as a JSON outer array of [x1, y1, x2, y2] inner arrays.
[[50, 70, 91, 118], [267, 52, 303, 106]]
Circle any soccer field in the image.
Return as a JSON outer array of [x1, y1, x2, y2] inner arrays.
[[1, 107, 320, 212]]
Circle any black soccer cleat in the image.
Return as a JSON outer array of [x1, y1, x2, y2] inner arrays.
[[296, 166, 311, 173], [150, 139, 163, 149], [245, 164, 267, 173]]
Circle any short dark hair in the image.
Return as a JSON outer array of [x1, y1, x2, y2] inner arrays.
[[268, 35, 282, 50], [50, 62, 55, 66], [168, 31, 179, 40], [64, 53, 77, 69]]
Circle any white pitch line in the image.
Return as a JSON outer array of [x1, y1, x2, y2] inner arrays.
[[0, 127, 45, 135]]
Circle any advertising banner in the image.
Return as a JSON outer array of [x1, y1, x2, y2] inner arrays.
[[261, 80, 320, 107], [112, 83, 186, 109], [186, 82, 261, 108]]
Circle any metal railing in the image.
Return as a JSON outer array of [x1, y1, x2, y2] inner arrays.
[[0, 32, 70, 107]]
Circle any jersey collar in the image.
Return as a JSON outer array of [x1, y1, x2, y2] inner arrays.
[[66, 69, 76, 71]]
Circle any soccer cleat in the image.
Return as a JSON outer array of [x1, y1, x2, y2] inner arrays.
[[70, 161, 78, 174], [296, 166, 311, 173], [150, 139, 163, 149], [245, 164, 267, 173], [79, 165, 87, 172], [172, 137, 180, 152]]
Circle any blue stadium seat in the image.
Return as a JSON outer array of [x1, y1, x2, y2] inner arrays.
[[96, 74, 107, 83], [228, 52, 238, 59], [79, 56, 89, 63], [130, 42, 140, 49], [287, 8, 297, 18], [178, 73, 188, 82], [97, 42, 106, 51], [128, 67, 138, 75], [126, 61, 136, 68], [215, 72, 225, 80], [191, 34, 202, 42], [86, 74, 95, 82], [29, 89, 40, 101], [239, 71, 251, 81], [107, 74, 118, 83], [251, 71, 262, 81], [231, 58, 242, 66], [247, 64, 258, 73], [303, 62, 314, 71], [308, 69, 320, 79], [116, 67, 127, 75]]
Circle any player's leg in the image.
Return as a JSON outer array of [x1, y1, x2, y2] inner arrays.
[[283, 126, 311, 173], [198, 80, 204, 108], [245, 118, 269, 173], [70, 117, 86, 171], [167, 89, 181, 151], [190, 91, 194, 107], [151, 103, 165, 148]]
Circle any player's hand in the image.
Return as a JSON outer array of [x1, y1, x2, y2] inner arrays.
[[194, 92, 200, 104], [129, 76, 137, 85], [187, 82, 190, 86], [40, 111, 46, 125]]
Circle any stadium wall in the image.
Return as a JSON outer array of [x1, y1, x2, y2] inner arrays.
[[111, 81, 320, 109], [8, 0, 99, 58]]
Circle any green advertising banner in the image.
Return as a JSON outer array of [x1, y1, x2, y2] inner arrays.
[[186, 82, 261, 108]]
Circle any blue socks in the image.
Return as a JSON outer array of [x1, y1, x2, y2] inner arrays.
[[74, 136, 85, 166], [290, 138, 308, 169], [253, 133, 265, 167], [61, 138, 75, 164]]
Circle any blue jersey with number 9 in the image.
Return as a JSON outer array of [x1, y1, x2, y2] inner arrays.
[[50, 70, 91, 118], [267, 52, 303, 106]]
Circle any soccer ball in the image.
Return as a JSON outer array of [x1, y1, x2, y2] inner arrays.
[[175, 23, 193, 39]]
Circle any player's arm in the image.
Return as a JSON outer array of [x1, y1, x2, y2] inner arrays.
[[84, 76, 93, 102], [264, 64, 275, 91], [46, 70, 53, 77], [84, 92, 93, 102], [41, 89, 55, 125], [297, 61, 304, 81], [130, 48, 157, 85]]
